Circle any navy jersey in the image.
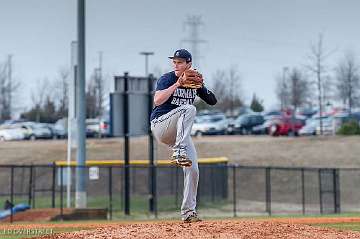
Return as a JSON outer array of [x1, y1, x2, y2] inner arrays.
[[150, 71, 217, 121]]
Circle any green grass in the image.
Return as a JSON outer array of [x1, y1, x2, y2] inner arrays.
[[0, 194, 228, 216], [315, 222, 360, 232], [0, 194, 229, 222], [276, 212, 360, 219]]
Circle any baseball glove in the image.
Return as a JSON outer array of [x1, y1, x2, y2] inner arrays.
[[178, 69, 203, 88]]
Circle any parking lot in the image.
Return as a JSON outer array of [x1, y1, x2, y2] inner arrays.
[[0, 118, 110, 141]]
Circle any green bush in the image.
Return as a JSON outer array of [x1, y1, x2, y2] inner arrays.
[[337, 120, 360, 135]]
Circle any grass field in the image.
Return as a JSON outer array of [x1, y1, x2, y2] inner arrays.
[[0, 135, 359, 168], [315, 222, 360, 231]]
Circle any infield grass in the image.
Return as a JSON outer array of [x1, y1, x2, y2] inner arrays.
[[314, 222, 360, 232]]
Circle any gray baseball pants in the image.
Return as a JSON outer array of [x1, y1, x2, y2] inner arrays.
[[150, 104, 199, 219]]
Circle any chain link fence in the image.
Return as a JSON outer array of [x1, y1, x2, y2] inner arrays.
[[0, 164, 355, 222]]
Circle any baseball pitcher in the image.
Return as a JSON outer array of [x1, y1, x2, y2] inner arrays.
[[150, 49, 217, 222]]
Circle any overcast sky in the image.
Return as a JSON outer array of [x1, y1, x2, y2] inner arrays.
[[1, 0, 359, 115]]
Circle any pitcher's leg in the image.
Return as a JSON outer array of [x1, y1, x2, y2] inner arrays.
[[151, 108, 183, 146], [181, 137, 199, 220], [151, 105, 196, 167], [151, 104, 196, 148], [173, 104, 196, 156]]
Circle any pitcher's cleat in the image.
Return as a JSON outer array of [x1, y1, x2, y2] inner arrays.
[[170, 154, 192, 167], [183, 212, 202, 223]]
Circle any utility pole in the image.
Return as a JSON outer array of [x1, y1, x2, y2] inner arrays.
[[182, 15, 206, 69], [67, 40, 78, 208]]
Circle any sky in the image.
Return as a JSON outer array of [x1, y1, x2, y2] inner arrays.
[[1, 0, 360, 116]]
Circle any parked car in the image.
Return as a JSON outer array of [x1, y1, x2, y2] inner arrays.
[[252, 120, 271, 135], [299, 119, 318, 136], [268, 117, 305, 136], [53, 118, 68, 139], [231, 114, 264, 135], [13, 122, 53, 140], [191, 114, 229, 136], [0, 126, 26, 141], [86, 118, 110, 137], [225, 116, 236, 134], [37, 123, 57, 139], [262, 110, 282, 120]]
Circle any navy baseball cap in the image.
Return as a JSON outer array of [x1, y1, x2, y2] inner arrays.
[[168, 49, 192, 62]]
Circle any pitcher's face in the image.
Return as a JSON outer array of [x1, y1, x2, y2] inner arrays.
[[172, 58, 191, 77]]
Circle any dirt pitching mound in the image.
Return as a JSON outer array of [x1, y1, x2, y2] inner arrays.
[[34, 220, 360, 239]]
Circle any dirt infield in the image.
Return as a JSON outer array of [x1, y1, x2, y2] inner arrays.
[[1, 217, 359, 239]]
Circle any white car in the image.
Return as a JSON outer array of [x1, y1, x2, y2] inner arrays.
[[86, 118, 110, 137], [299, 119, 318, 136], [191, 114, 229, 136], [0, 126, 26, 141]]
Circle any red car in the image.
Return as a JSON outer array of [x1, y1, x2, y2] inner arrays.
[[268, 117, 305, 136]]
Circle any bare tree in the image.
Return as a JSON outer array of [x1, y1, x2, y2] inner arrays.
[[53, 67, 69, 118], [276, 68, 310, 112], [211, 67, 244, 115], [85, 66, 106, 119], [306, 34, 334, 135], [211, 70, 227, 98], [277, 68, 310, 135], [94, 67, 105, 117], [288, 68, 310, 112], [322, 75, 334, 108], [0, 58, 20, 120], [279, 67, 290, 110], [86, 52, 107, 119], [86, 73, 97, 118], [335, 52, 360, 113], [275, 73, 291, 110], [0, 63, 7, 120], [31, 78, 50, 122], [228, 66, 242, 115]]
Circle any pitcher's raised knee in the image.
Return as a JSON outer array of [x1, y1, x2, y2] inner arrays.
[[182, 104, 196, 117]]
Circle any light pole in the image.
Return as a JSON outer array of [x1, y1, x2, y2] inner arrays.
[[76, 0, 87, 209], [140, 52, 154, 76]]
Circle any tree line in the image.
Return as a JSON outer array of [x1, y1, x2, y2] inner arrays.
[[275, 35, 360, 134], [198, 34, 360, 118], [0, 60, 107, 123], [1, 35, 359, 123]]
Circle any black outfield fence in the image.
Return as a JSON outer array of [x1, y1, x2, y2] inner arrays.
[[0, 163, 356, 222]]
